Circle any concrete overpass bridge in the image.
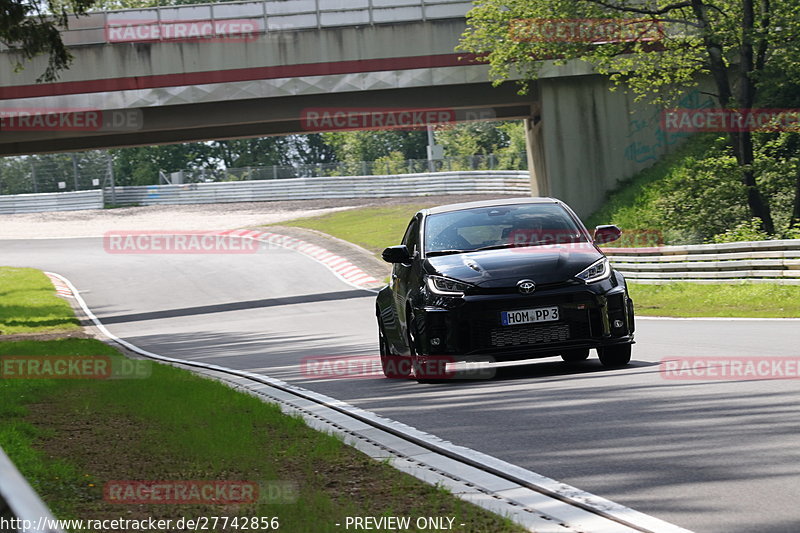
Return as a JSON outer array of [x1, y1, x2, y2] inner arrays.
[[0, 0, 699, 215]]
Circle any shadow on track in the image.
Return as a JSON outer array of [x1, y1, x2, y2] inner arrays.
[[99, 290, 374, 324]]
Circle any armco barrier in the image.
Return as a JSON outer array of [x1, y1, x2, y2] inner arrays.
[[0, 446, 64, 533], [604, 239, 800, 284], [105, 171, 532, 206], [0, 190, 104, 214]]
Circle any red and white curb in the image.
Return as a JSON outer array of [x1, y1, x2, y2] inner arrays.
[[46, 273, 74, 298], [224, 229, 381, 289]]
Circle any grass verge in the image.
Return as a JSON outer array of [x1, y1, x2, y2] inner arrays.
[[0, 267, 80, 335], [0, 267, 523, 532], [629, 283, 800, 318], [585, 133, 718, 242], [283, 204, 433, 254]]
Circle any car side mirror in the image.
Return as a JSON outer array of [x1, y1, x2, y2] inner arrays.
[[593, 225, 622, 245], [382, 245, 412, 264]]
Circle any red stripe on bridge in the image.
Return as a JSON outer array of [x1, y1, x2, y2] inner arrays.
[[0, 53, 481, 100]]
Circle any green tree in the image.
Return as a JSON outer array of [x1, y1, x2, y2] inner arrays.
[[1, 0, 96, 81], [322, 130, 428, 167], [435, 121, 510, 157], [110, 144, 214, 186], [210, 138, 288, 169], [0, 156, 34, 194], [108, 135, 340, 184], [373, 151, 408, 175], [288, 134, 337, 166], [459, 0, 800, 234], [496, 121, 527, 170]]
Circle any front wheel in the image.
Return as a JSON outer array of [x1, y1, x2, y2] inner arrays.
[[379, 321, 412, 379], [406, 310, 445, 384], [597, 344, 632, 367]]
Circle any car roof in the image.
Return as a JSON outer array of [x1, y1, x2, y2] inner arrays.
[[422, 197, 560, 216]]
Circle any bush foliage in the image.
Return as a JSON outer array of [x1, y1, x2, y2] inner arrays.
[[589, 132, 800, 245]]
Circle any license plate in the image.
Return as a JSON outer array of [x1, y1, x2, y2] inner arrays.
[[501, 306, 559, 326]]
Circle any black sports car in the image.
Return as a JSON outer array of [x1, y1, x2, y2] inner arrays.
[[375, 198, 635, 381]]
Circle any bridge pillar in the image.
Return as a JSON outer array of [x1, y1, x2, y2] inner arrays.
[[527, 74, 703, 218], [524, 98, 549, 197], [523, 84, 549, 198]]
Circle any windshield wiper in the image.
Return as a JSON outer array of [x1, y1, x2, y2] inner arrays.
[[426, 249, 471, 257], [472, 242, 538, 252], [473, 238, 584, 252], [429, 243, 541, 256]]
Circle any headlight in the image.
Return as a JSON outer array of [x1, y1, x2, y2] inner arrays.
[[575, 257, 611, 283], [425, 275, 473, 296]]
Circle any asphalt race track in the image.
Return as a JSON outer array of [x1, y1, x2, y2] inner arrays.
[[3, 237, 799, 533]]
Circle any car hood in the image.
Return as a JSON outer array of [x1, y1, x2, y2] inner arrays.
[[424, 243, 604, 287]]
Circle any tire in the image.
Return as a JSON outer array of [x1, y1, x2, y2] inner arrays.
[[378, 321, 412, 379], [598, 344, 632, 367], [406, 309, 445, 384], [561, 348, 590, 362]]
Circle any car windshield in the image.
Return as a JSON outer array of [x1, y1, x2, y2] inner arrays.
[[424, 203, 587, 255]]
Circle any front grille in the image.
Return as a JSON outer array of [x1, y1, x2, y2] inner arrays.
[[488, 323, 570, 347], [469, 317, 593, 350]]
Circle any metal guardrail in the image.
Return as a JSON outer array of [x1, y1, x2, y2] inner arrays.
[[0, 171, 527, 213], [171, 153, 528, 183], [1, 153, 524, 196], [107, 171, 532, 206], [0, 446, 64, 533], [0, 190, 104, 214], [604, 240, 800, 284], [20, 0, 473, 49]]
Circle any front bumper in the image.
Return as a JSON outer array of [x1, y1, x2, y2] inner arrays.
[[413, 277, 634, 361]]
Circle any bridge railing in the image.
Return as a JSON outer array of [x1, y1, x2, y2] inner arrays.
[[27, 0, 473, 48]]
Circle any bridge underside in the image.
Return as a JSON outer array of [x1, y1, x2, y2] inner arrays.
[[0, 82, 532, 156]]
